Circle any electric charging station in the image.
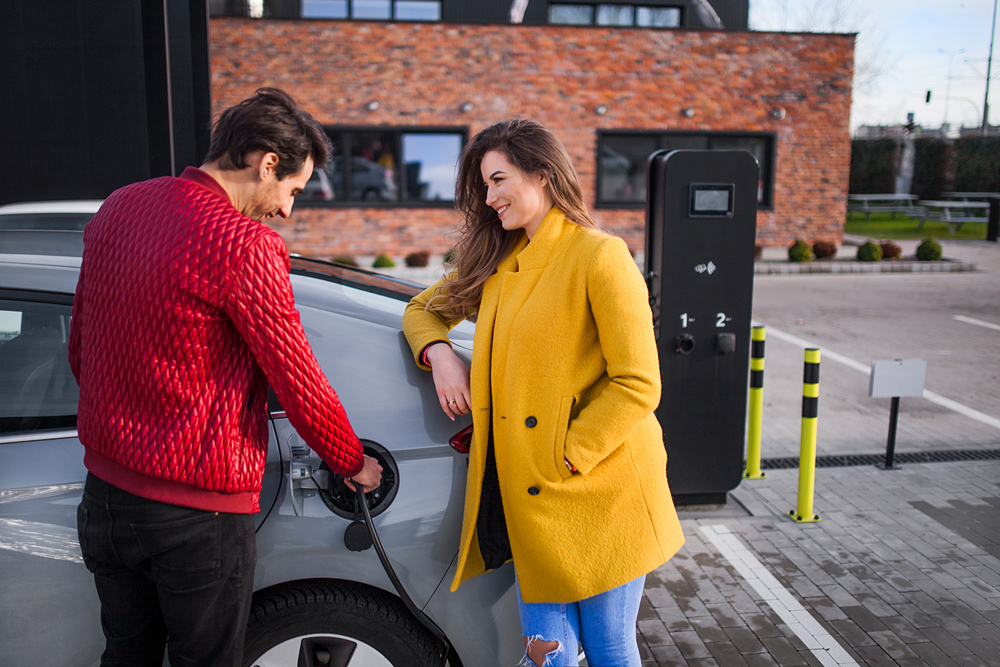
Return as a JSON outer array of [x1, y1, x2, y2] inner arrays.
[[645, 150, 759, 504]]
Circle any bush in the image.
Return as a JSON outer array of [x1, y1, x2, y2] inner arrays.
[[879, 241, 902, 260], [812, 240, 837, 259], [405, 251, 430, 267], [373, 253, 396, 268], [443, 247, 457, 265], [916, 238, 943, 261], [331, 254, 358, 267], [787, 239, 812, 263], [856, 241, 883, 262]]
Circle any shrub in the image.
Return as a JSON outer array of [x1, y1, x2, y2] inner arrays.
[[787, 239, 813, 263], [443, 247, 457, 265], [856, 241, 883, 262], [916, 238, 943, 261], [812, 240, 837, 259], [405, 251, 430, 267], [331, 254, 358, 267], [373, 253, 396, 268], [879, 241, 902, 260]]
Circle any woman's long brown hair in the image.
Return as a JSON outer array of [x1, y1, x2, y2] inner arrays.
[[426, 119, 600, 320]]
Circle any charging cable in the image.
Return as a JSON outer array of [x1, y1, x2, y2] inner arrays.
[[354, 484, 452, 659]]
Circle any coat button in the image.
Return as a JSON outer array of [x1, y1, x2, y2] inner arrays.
[[525, 416, 537, 428], [528, 486, 540, 496]]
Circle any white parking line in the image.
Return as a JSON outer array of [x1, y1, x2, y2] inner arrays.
[[757, 322, 1000, 431], [699, 524, 860, 667], [954, 315, 1000, 332]]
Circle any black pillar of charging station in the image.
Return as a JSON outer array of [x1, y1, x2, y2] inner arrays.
[[645, 150, 760, 505]]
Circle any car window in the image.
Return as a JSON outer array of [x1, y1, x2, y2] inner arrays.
[[290, 256, 425, 302], [0, 297, 77, 433]]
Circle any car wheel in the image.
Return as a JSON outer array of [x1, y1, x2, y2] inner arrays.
[[362, 188, 381, 201], [244, 580, 445, 667]]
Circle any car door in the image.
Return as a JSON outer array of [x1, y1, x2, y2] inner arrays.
[[0, 290, 103, 665], [0, 288, 283, 666]]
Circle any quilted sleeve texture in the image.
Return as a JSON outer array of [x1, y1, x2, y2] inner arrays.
[[224, 231, 365, 477], [563, 235, 662, 475]]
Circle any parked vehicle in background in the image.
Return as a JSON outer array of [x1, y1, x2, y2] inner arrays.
[[0, 203, 521, 667]]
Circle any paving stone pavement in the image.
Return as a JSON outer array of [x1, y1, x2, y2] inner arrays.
[[636, 239, 1000, 667], [378, 238, 1000, 666]]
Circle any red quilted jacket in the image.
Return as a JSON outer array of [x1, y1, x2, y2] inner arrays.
[[69, 167, 364, 513]]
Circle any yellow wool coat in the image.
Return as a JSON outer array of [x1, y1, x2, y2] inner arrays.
[[402, 207, 684, 604]]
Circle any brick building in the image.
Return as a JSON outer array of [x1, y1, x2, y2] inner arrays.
[[209, 3, 854, 258]]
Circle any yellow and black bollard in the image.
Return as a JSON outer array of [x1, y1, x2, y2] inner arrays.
[[743, 325, 766, 479], [789, 348, 822, 523]]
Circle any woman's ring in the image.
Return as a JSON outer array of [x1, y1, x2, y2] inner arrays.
[[448, 399, 456, 406]]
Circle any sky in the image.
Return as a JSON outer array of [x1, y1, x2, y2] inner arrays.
[[748, 0, 999, 134]]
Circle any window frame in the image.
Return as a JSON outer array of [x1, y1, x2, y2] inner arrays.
[[595, 129, 776, 210], [548, 3, 684, 27], [299, 0, 441, 21], [300, 125, 467, 209]]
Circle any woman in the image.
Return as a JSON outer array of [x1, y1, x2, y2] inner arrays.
[[402, 119, 684, 667]]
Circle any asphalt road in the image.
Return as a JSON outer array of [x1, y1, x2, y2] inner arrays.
[[749, 240, 1000, 460]]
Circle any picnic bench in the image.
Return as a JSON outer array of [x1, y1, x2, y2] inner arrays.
[[941, 193, 1000, 241], [847, 194, 924, 221], [917, 200, 991, 234]]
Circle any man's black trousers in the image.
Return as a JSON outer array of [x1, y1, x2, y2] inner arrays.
[[77, 473, 256, 667]]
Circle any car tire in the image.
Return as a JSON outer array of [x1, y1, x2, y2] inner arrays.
[[244, 580, 446, 667], [362, 188, 381, 201]]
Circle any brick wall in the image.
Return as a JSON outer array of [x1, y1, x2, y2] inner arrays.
[[210, 19, 854, 258]]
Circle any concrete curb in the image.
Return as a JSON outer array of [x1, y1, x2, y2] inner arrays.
[[754, 258, 977, 275]]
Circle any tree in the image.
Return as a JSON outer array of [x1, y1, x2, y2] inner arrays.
[[750, 0, 897, 129]]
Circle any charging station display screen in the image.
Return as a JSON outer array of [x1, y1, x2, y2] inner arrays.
[[689, 184, 735, 218]]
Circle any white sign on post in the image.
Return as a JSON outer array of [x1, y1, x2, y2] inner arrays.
[[869, 359, 927, 398]]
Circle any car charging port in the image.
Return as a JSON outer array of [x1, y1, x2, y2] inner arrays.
[[318, 440, 398, 520]]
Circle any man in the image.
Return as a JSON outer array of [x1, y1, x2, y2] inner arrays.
[[70, 88, 382, 667]]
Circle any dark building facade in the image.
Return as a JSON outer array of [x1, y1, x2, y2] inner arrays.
[[212, 0, 748, 30], [208, 0, 852, 258]]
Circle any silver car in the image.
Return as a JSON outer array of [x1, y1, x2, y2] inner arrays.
[[0, 203, 521, 667]]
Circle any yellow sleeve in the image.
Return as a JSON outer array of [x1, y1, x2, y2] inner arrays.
[[402, 271, 467, 370]]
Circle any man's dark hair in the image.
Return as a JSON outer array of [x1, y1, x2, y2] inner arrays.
[[205, 87, 333, 179]]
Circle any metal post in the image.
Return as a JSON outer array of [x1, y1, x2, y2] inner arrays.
[[789, 348, 822, 523], [877, 397, 902, 470], [988, 199, 999, 242], [744, 326, 766, 479]]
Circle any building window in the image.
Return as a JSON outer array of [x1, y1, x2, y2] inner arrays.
[[549, 4, 681, 27], [301, 0, 440, 20], [636, 6, 680, 27], [549, 4, 594, 24], [596, 5, 634, 26], [301, 127, 465, 207], [597, 131, 775, 208]]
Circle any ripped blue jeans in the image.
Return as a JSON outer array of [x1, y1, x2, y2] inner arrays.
[[515, 573, 645, 667]]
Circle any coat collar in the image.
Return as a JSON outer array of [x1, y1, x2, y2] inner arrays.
[[511, 206, 578, 272]]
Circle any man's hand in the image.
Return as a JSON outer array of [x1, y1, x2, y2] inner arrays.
[[344, 454, 383, 493]]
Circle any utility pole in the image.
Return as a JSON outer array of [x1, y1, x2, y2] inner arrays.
[[940, 48, 966, 131], [983, 0, 997, 135]]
